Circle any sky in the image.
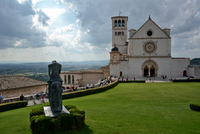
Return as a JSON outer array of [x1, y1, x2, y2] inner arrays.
[[0, 0, 200, 63]]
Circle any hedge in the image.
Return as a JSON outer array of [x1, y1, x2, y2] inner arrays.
[[173, 79, 200, 82], [190, 104, 200, 112], [0, 101, 27, 112], [118, 80, 146, 83], [62, 80, 119, 100], [30, 105, 85, 133]]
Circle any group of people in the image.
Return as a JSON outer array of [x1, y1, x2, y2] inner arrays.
[[100, 77, 111, 87], [68, 85, 78, 91], [162, 75, 167, 79], [32, 91, 45, 103], [86, 84, 94, 89]]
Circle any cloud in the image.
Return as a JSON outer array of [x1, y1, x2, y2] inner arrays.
[[0, 0, 49, 49], [1, 0, 200, 62], [37, 9, 50, 26], [60, 0, 200, 58]]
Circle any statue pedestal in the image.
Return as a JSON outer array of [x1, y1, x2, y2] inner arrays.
[[43, 105, 70, 117]]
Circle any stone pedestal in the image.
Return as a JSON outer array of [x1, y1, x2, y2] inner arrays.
[[43, 105, 70, 117]]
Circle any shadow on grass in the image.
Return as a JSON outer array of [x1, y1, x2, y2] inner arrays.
[[31, 123, 93, 134]]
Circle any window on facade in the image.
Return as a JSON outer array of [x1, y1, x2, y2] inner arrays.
[[122, 20, 125, 27], [64, 75, 66, 84], [72, 75, 74, 84], [68, 75, 71, 84], [122, 32, 124, 36], [115, 32, 117, 36], [114, 56, 117, 60], [147, 30, 153, 36], [115, 20, 117, 27], [118, 32, 121, 36], [118, 20, 121, 27]]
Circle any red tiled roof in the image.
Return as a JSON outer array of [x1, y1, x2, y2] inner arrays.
[[0, 76, 47, 91]]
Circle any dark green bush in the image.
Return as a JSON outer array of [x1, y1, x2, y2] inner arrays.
[[62, 81, 119, 100], [64, 105, 77, 110], [74, 113, 85, 129], [0, 101, 27, 112], [56, 113, 75, 130], [29, 106, 44, 118], [30, 105, 85, 133], [190, 104, 200, 112], [118, 80, 146, 83], [30, 115, 55, 134], [173, 79, 200, 82], [68, 108, 85, 115]]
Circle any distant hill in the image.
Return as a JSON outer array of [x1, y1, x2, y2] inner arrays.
[[0, 60, 110, 81], [190, 58, 200, 65]]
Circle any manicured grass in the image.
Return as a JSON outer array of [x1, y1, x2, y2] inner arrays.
[[0, 83, 200, 134]]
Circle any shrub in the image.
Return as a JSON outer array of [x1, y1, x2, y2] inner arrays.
[[64, 105, 77, 110], [56, 113, 75, 130], [173, 79, 200, 82], [190, 104, 200, 112], [74, 113, 85, 129], [0, 101, 27, 112], [29, 106, 44, 118], [30, 105, 85, 133], [118, 80, 145, 83], [30, 115, 55, 134]]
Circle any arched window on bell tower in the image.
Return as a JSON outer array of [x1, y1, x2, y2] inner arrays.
[[122, 20, 125, 27], [118, 20, 121, 27], [114, 55, 117, 60], [115, 20, 117, 27]]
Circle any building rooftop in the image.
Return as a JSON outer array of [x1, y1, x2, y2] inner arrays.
[[0, 76, 47, 91], [61, 69, 103, 74]]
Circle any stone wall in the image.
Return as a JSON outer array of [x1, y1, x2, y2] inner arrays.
[[61, 70, 104, 87], [188, 65, 200, 78], [0, 84, 47, 99], [170, 58, 190, 77], [82, 73, 104, 86]]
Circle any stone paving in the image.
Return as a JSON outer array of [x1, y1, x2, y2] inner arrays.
[[27, 97, 49, 106]]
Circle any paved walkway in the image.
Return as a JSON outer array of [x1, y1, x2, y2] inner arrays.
[[27, 97, 49, 106]]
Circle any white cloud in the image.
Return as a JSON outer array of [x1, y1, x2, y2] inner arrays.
[[41, 8, 66, 24], [1, 0, 200, 62], [14, 41, 22, 47], [32, 0, 42, 7], [55, 24, 75, 33]]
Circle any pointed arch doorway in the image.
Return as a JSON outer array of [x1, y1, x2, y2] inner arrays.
[[141, 60, 158, 77], [150, 66, 155, 77], [144, 66, 148, 77]]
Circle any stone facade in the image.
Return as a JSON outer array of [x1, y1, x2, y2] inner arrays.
[[60, 69, 104, 87], [109, 15, 199, 78], [188, 65, 200, 79], [0, 76, 47, 99]]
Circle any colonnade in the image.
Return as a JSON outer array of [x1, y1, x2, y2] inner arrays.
[[64, 75, 74, 84]]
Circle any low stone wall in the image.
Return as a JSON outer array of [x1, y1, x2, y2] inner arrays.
[[0, 84, 47, 99]]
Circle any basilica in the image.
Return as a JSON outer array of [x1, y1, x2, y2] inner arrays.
[[59, 16, 200, 87], [108, 15, 199, 78]]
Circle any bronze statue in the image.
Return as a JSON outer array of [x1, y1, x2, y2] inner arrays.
[[48, 60, 63, 112]]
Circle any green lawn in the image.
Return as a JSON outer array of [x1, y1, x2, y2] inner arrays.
[[1, 83, 200, 134]]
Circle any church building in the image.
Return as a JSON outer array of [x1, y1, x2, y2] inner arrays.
[[109, 15, 191, 78]]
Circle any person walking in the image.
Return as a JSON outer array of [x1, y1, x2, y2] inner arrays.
[[32, 93, 35, 103], [36, 91, 39, 100], [40, 92, 44, 102]]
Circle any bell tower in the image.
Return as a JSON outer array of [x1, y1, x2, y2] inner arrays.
[[111, 16, 128, 54]]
